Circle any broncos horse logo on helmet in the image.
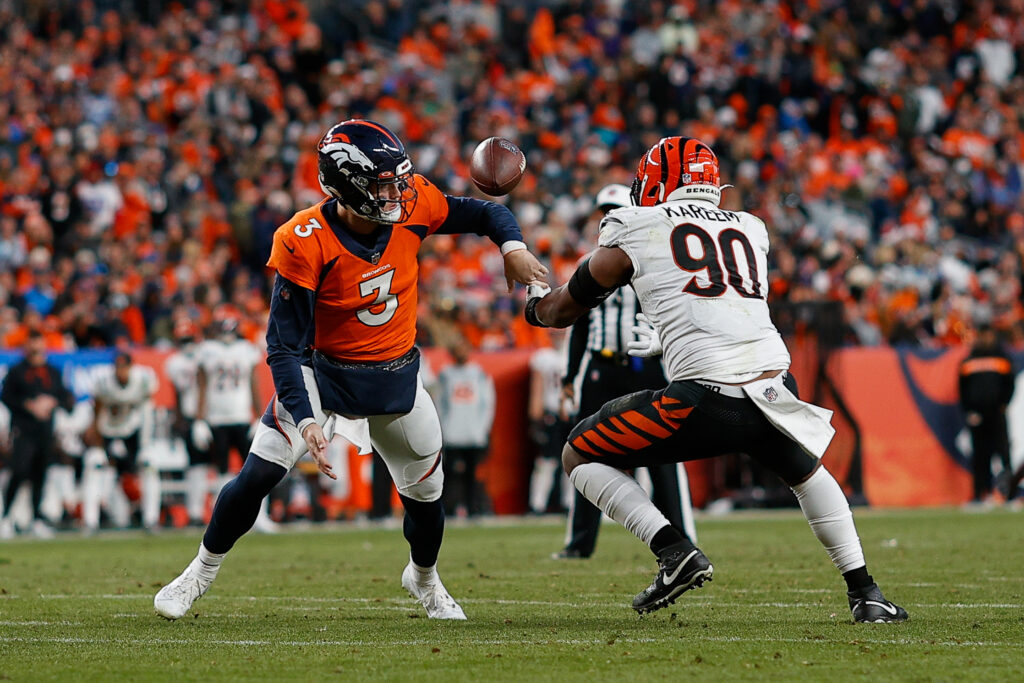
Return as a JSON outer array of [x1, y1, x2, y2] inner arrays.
[[317, 119, 418, 224], [630, 137, 722, 208]]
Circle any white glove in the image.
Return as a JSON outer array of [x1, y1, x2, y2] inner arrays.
[[191, 419, 213, 451], [626, 313, 662, 358], [526, 282, 551, 300]]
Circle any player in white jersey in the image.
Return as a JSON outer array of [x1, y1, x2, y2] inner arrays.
[[165, 319, 211, 526], [88, 351, 160, 530], [525, 137, 906, 624], [194, 313, 276, 533], [527, 332, 573, 515], [196, 315, 262, 481]]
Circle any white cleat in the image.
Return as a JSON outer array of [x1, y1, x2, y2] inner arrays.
[[30, 520, 55, 539], [0, 518, 14, 540], [401, 562, 467, 620], [252, 511, 279, 534], [154, 558, 214, 620]]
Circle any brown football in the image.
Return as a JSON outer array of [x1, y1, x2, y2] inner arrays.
[[470, 137, 527, 196]]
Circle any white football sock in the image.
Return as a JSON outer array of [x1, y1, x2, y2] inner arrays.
[[408, 555, 438, 583], [569, 462, 670, 546], [141, 467, 161, 528], [791, 466, 865, 574], [529, 458, 559, 513], [185, 466, 209, 521], [81, 457, 105, 531], [196, 542, 226, 582]]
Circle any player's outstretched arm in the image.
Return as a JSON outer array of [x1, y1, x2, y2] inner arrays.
[[526, 246, 633, 329], [431, 194, 547, 290]]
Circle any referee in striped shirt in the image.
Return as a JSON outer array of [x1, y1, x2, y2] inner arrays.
[[552, 184, 695, 559]]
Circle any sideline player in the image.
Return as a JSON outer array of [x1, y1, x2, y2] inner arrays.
[[196, 311, 275, 531], [525, 137, 907, 623], [155, 119, 546, 620], [88, 352, 160, 531], [165, 319, 213, 526]]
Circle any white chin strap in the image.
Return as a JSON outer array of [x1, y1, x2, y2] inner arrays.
[[665, 184, 721, 207]]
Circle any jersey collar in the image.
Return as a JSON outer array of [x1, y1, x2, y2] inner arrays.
[[322, 199, 393, 265]]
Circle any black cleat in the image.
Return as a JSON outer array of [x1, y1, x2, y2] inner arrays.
[[550, 548, 589, 560], [632, 545, 713, 615], [848, 583, 908, 623]]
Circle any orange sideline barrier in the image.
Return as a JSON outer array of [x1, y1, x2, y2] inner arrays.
[[827, 347, 973, 506], [74, 345, 988, 512]]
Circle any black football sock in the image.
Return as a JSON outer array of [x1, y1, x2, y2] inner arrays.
[[843, 567, 873, 592], [204, 455, 287, 554], [650, 524, 694, 558], [399, 494, 445, 568]]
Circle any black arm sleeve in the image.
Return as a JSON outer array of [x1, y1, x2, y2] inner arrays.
[[433, 196, 523, 246], [562, 314, 590, 386], [265, 274, 316, 424]]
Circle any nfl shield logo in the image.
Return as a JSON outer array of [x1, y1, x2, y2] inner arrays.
[[763, 386, 778, 402], [370, 252, 381, 264]]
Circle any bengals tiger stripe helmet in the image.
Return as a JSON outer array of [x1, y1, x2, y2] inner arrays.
[[316, 119, 418, 224], [630, 137, 722, 207]]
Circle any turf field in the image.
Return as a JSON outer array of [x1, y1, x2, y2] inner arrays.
[[1, 508, 1022, 681]]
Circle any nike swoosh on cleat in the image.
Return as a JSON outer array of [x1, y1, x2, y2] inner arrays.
[[863, 600, 898, 615], [663, 550, 700, 584]]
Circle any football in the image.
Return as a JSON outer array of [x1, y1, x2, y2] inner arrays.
[[470, 137, 527, 196]]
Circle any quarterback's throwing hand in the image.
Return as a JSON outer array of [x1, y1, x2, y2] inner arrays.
[[503, 249, 548, 293], [626, 313, 662, 358], [301, 422, 336, 480]]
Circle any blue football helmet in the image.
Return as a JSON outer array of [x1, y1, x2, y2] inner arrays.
[[316, 119, 418, 224]]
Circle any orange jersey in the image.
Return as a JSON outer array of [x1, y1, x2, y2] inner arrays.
[[266, 175, 451, 362]]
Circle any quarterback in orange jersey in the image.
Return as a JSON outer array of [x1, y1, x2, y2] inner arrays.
[[155, 119, 547, 621]]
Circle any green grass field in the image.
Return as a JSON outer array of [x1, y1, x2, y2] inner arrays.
[[1, 508, 1022, 681]]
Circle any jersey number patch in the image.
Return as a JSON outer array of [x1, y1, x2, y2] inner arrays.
[[356, 269, 399, 326], [669, 223, 762, 299], [294, 217, 324, 238]]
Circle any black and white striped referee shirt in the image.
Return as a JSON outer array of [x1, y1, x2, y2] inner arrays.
[[563, 285, 651, 384]]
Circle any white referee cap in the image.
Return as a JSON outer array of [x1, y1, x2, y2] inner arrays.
[[595, 183, 631, 210]]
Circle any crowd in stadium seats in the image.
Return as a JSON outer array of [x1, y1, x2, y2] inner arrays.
[[1, 0, 1024, 353]]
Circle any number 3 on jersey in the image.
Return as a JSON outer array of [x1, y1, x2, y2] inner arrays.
[[670, 223, 762, 299], [294, 217, 324, 238], [357, 269, 398, 326]]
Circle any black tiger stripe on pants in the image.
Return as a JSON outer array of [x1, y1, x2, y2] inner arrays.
[[568, 373, 817, 485], [562, 354, 685, 558]]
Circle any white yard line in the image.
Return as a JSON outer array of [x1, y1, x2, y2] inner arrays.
[[1, 634, 1021, 649], [17, 595, 1024, 609]]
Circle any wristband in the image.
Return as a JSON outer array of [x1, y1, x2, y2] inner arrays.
[[297, 417, 316, 437], [525, 297, 549, 328], [500, 240, 527, 255]]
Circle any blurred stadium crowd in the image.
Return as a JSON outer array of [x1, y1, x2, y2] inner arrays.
[[1, 0, 1024, 354]]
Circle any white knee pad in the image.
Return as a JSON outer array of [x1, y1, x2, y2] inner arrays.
[[369, 381, 444, 502], [391, 452, 444, 502]]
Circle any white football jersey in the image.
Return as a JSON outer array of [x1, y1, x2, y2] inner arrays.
[[198, 338, 261, 426], [93, 365, 158, 437], [530, 346, 567, 415], [164, 345, 201, 419], [598, 198, 790, 383]]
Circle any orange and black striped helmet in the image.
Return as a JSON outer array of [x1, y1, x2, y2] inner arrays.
[[630, 137, 722, 207]]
